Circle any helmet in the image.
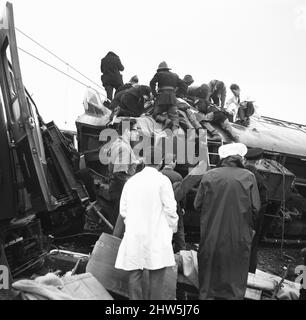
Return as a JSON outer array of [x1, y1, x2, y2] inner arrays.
[[157, 61, 171, 71]]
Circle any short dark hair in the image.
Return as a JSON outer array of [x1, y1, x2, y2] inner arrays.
[[230, 84, 240, 91]]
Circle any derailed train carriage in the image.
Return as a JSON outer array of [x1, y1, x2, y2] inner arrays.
[[76, 89, 306, 240], [1, 1, 306, 277]]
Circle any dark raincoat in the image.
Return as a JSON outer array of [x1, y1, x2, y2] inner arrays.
[[100, 51, 124, 88], [194, 160, 260, 300], [149, 70, 186, 106], [119, 85, 151, 117]]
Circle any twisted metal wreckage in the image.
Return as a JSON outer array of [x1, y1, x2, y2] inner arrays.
[[0, 2, 306, 300]]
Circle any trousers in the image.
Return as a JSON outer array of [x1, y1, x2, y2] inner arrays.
[[153, 104, 179, 129], [128, 268, 167, 300]]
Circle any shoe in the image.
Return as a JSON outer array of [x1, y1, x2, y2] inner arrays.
[[103, 100, 111, 108]]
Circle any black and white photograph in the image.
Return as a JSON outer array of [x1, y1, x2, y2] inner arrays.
[[1, 0, 306, 307]]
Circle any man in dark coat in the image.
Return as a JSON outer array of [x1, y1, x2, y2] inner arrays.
[[161, 153, 186, 253], [244, 147, 268, 273], [100, 51, 124, 101], [194, 143, 260, 300], [118, 85, 151, 117], [109, 89, 127, 111], [150, 62, 186, 132], [208, 80, 227, 108]]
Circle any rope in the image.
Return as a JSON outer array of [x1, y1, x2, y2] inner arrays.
[[16, 27, 105, 92]]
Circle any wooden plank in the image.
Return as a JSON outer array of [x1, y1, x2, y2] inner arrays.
[[245, 288, 262, 300], [62, 273, 113, 300], [86, 233, 177, 299]]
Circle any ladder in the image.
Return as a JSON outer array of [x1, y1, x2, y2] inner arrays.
[[207, 139, 223, 168]]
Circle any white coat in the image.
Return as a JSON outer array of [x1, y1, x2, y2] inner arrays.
[[115, 166, 178, 271], [225, 95, 240, 122]]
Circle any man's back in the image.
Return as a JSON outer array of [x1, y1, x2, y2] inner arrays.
[[195, 166, 260, 233], [150, 71, 185, 94], [115, 166, 177, 271], [162, 167, 183, 185], [122, 167, 176, 232], [194, 165, 261, 300], [101, 52, 124, 75]]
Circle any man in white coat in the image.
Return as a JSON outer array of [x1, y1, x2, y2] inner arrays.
[[115, 146, 178, 300]]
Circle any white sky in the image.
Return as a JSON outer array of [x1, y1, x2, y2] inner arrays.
[[2, 0, 306, 130]]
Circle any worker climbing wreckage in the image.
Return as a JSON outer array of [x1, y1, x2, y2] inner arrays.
[[2, 1, 306, 304]]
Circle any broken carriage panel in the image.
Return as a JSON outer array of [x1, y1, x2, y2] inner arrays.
[[0, 73, 17, 220], [0, 2, 90, 275], [0, 2, 89, 218], [0, 2, 57, 213]]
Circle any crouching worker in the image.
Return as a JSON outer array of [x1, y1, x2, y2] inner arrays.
[[150, 62, 186, 133], [115, 146, 178, 300], [118, 85, 152, 117], [236, 97, 255, 127], [115, 75, 139, 95]]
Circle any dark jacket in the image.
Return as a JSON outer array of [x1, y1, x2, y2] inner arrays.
[[162, 167, 185, 212], [194, 163, 260, 299], [100, 51, 124, 88], [187, 84, 210, 100], [119, 85, 151, 117], [115, 83, 134, 95], [109, 89, 127, 110], [208, 80, 226, 108], [150, 70, 186, 106]]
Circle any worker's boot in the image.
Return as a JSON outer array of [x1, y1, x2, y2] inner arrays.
[[221, 120, 239, 142], [185, 109, 202, 131], [202, 122, 222, 141]]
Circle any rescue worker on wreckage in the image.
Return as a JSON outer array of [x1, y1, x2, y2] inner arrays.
[[175, 80, 238, 141], [100, 51, 125, 105], [117, 85, 152, 118], [107, 85, 152, 121], [115, 75, 139, 95], [174, 76, 207, 134], [194, 143, 261, 300], [176, 74, 194, 99], [208, 79, 227, 109], [225, 84, 255, 127], [184, 83, 238, 142], [150, 62, 187, 134]]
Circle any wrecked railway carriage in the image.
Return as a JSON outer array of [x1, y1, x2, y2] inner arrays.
[[0, 1, 306, 281]]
